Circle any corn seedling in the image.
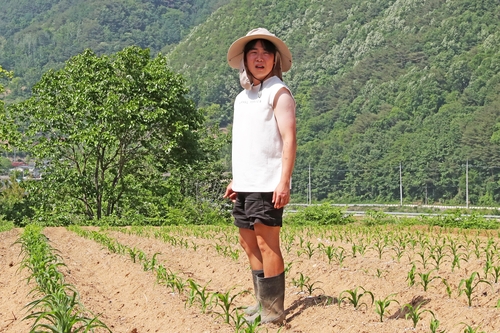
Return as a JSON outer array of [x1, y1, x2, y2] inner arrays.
[[229, 248, 240, 261], [451, 251, 467, 272], [333, 246, 347, 268], [371, 239, 387, 260], [299, 241, 316, 259], [215, 243, 224, 255], [19, 254, 66, 295], [180, 238, 189, 249], [407, 237, 418, 251], [242, 313, 263, 332], [374, 294, 399, 322], [493, 265, 500, 283], [407, 264, 416, 287], [127, 247, 140, 263], [429, 245, 448, 270], [350, 244, 357, 258], [284, 261, 293, 275], [357, 240, 368, 256], [304, 279, 324, 296], [320, 244, 335, 264], [416, 249, 430, 269], [232, 309, 255, 332], [338, 287, 374, 310], [16, 229, 66, 296], [484, 249, 496, 265], [417, 269, 441, 292], [292, 272, 310, 293], [171, 274, 188, 295], [485, 237, 497, 252], [298, 235, 305, 248], [430, 317, 446, 333], [460, 323, 486, 333], [392, 245, 405, 262], [281, 233, 295, 255], [403, 302, 435, 329], [156, 265, 172, 285], [483, 260, 493, 279], [458, 272, 492, 307], [448, 241, 466, 272], [375, 268, 387, 278], [186, 279, 213, 313], [215, 244, 240, 260], [472, 239, 483, 260], [157, 267, 186, 295], [141, 252, 160, 271], [441, 278, 453, 298], [213, 288, 243, 324]]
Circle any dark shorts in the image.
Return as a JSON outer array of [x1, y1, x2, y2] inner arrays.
[[232, 192, 283, 230]]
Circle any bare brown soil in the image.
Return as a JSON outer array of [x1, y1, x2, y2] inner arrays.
[[1, 225, 500, 333]]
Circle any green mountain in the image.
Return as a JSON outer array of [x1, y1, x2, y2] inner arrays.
[[0, 0, 229, 101], [2, 0, 500, 205], [167, 0, 500, 205]]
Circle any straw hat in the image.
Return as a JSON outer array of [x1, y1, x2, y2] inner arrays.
[[227, 28, 292, 72]]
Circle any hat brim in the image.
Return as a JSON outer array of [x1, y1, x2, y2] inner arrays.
[[227, 34, 292, 72]]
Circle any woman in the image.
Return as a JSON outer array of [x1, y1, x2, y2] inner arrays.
[[224, 28, 297, 325]]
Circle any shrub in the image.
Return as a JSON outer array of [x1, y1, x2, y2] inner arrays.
[[425, 211, 499, 230], [286, 203, 354, 226]]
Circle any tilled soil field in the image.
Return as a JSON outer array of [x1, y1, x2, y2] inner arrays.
[[1, 224, 500, 333]]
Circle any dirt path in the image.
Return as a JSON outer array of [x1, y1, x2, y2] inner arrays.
[[0, 228, 34, 333]]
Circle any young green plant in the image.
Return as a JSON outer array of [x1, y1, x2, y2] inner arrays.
[[338, 286, 374, 310], [374, 294, 399, 322], [403, 302, 435, 329], [458, 272, 491, 307]]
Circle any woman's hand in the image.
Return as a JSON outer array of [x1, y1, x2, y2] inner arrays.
[[273, 181, 290, 209], [223, 180, 237, 202]]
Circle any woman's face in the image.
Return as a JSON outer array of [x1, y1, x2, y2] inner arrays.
[[245, 40, 275, 85]]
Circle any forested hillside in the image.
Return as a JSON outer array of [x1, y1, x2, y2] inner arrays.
[[0, 0, 229, 102], [167, 0, 500, 205], [2, 0, 500, 206]]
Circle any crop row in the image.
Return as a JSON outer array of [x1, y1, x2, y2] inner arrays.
[[67, 225, 265, 333], [106, 223, 500, 332], [11, 221, 498, 332], [109, 224, 500, 287], [16, 225, 110, 332]]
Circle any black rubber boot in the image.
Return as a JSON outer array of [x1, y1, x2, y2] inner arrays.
[[244, 269, 263, 316], [245, 271, 285, 325]]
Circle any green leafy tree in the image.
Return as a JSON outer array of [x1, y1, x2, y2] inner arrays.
[[0, 157, 11, 172], [6, 46, 204, 221], [0, 175, 33, 223], [0, 65, 13, 144]]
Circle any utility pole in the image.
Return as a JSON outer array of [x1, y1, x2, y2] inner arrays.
[[308, 164, 311, 205], [466, 159, 469, 209], [400, 162, 403, 206], [425, 184, 428, 205]]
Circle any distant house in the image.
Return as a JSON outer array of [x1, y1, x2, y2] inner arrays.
[[8, 160, 40, 180], [11, 161, 27, 168]]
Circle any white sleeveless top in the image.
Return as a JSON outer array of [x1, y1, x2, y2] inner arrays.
[[231, 76, 292, 192]]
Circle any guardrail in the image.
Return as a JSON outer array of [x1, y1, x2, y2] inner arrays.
[[286, 203, 500, 220], [288, 203, 500, 211]]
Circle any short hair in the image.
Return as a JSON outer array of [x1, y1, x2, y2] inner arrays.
[[244, 39, 277, 56]]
